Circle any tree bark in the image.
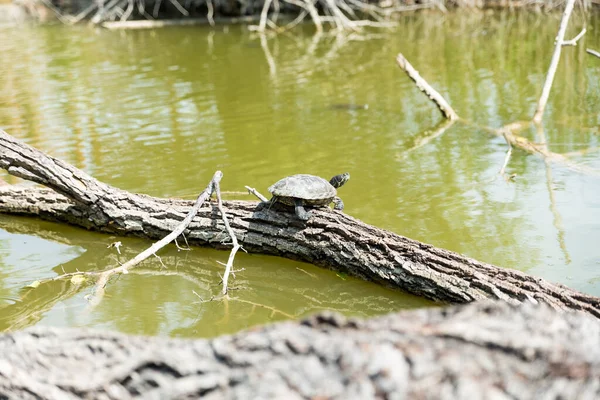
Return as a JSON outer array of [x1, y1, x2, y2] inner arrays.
[[1, 130, 600, 317], [0, 301, 599, 400]]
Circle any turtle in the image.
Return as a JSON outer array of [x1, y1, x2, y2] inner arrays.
[[266, 173, 350, 221]]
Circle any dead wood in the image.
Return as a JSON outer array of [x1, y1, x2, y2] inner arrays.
[[588, 48, 600, 59], [1, 301, 599, 399], [396, 53, 459, 121], [101, 15, 259, 29], [532, 0, 578, 123], [395, 47, 600, 176], [84, 171, 224, 306], [1, 131, 600, 317]]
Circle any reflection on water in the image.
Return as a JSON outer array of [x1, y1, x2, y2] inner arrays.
[[0, 11, 599, 336], [0, 216, 431, 337]]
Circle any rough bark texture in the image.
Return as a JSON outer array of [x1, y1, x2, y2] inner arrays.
[[1, 130, 600, 317], [0, 301, 599, 399]]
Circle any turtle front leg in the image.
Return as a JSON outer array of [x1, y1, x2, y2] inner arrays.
[[332, 196, 344, 211], [294, 198, 311, 221]]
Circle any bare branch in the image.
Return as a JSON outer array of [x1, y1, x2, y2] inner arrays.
[[168, 0, 189, 16], [587, 48, 600, 59], [499, 131, 514, 179], [562, 27, 586, 46], [258, 0, 273, 32], [245, 186, 269, 202], [86, 171, 222, 306], [206, 0, 215, 26], [532, 0, 576, 123], [214, 179, 242, 295], [395, 53, 459, 121]]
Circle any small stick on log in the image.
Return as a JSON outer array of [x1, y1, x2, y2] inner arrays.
[[587, 49, 600, 59], [245, 186, 269, 202], [21, 171, 223, 305], [88, 170, 222, 305], [395, 53, 459, 121], [532, 0, 577, 123], [213, 177, 242, 295]]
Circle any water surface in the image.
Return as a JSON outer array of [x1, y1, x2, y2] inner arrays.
[[0, 11, 599, 336]]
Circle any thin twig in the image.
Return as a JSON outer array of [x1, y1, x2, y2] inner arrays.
[[587, 48, 600, 59], [153, 0, 162, 18], [395, 53, 459, 121], [245, 186, 269, 202], [562, 27, 586, 46], [275, 9, 308, 33], [37, 0, 70, 23], [214, 179, 241, 295], [85, 171, 222, 306], [91, 0, 123, 23], [272, 0, 280, 23], [206, 0, 215, 26], [532, 0, 576, 123], [258, 0, 273, 32], [282, 0, 323, 34], [168, 0, 189, 16], [260, 34, 277, 76], [499, 131, 514, 179], [67, 2, 98, 24], [120, 0, 135, 21]]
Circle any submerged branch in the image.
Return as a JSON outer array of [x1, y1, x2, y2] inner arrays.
[[499, 132, 513, 179], [394, 54, 600, 176]]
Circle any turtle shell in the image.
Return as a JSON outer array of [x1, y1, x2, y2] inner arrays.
[[268, 174, 336, 206]]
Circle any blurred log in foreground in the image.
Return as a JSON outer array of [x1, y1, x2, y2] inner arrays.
[[0, 301, 599, 399]]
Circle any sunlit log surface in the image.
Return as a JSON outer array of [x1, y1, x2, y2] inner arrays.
[[0, 301, 598, 399], [1, 131, 600, 317]]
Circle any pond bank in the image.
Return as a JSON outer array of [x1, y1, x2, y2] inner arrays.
[[9, 0, 600, 28]]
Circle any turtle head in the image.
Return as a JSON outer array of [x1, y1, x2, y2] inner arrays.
[[329, 172, 350, 188]]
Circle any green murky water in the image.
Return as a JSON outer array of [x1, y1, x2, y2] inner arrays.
[[1, 11, 599, 337]]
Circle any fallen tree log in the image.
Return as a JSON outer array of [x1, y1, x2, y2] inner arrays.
[[0, 301, 599, 399], [1, 130, 600, 316]]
